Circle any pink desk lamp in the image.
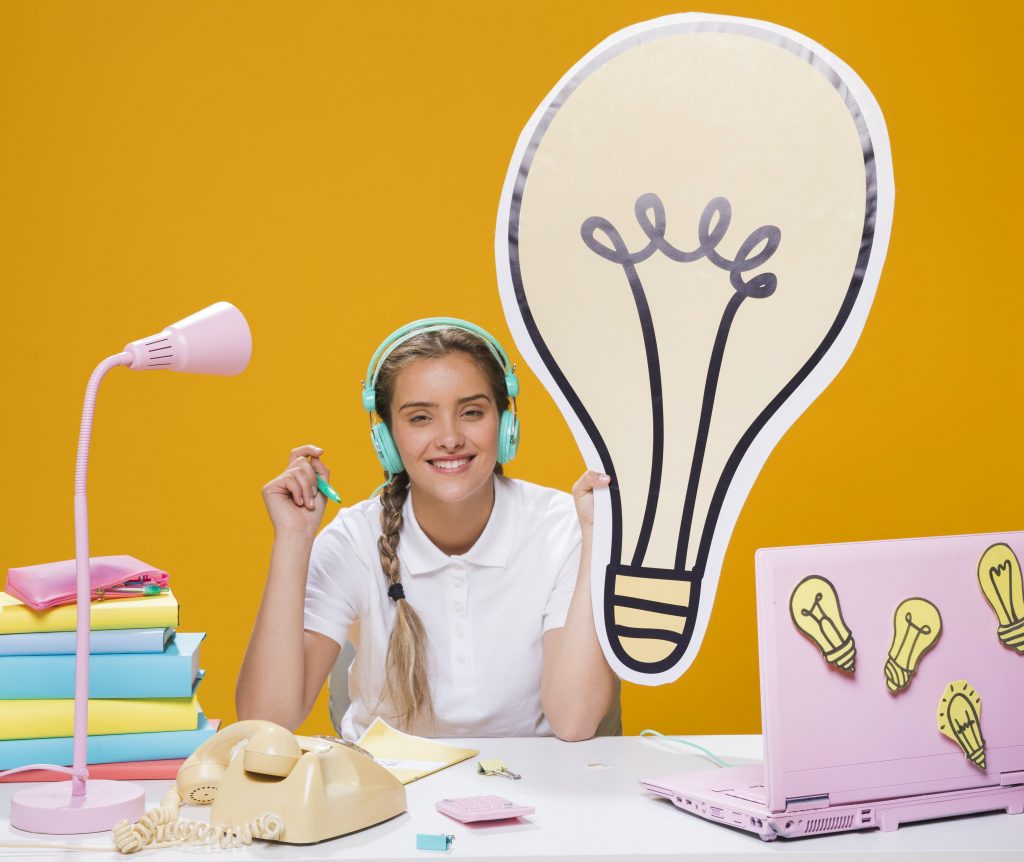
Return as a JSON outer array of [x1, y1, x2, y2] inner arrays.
[[6, 301, 252, 834]]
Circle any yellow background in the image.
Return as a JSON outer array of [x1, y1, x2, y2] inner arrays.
[[1, 1, 1020, 738]]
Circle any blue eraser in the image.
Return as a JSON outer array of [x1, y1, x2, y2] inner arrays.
[[416, 833, 454, 852]]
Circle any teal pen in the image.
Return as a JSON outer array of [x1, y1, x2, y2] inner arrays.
[[316, 473, 343, 504]]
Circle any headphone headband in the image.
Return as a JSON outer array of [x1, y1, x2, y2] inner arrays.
[[362, 317, 522, 474], [365, 317, 514, 395]]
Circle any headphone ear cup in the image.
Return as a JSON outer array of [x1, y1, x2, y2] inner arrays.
[[497, 410, 519, 464], [370, 424, 404, 474]]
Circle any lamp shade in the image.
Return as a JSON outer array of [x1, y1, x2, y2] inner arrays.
[[123, 301, 252, 375]]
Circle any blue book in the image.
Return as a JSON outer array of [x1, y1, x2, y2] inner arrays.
[[0, 713, 216, 770], [0, 627, 175, 656], [0, 633, 204, 699]]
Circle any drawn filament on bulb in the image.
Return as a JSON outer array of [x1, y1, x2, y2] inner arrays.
[[884, 597, 941, 693], [578, 194, 780, 671], [977, 543, 1024, 653], [937, 680, 986, 769], [803, 596, 842, 645]]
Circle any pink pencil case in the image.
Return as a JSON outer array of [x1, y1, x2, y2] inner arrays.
[[5, 555, 169, 610]]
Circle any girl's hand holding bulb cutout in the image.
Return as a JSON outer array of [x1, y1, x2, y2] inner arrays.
[[262, 444, 331, 538], [572, 470, 612, 532]]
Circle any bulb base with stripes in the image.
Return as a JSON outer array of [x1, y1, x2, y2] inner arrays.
[[604, 564, 700, 674]]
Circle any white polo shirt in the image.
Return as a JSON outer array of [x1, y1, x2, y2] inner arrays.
[[303, 475, 582, 740]]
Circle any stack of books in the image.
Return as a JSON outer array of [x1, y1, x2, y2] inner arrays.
[[0, 586, 217, 780]]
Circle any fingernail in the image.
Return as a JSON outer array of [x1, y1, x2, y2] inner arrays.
[[314, 446, 323, 453]]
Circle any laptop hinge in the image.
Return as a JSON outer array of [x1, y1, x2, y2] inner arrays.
[[1000, 770, 1024, 787], [785, 794, 829, 813]]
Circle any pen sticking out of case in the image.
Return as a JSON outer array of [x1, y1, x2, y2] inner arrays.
[[5, 554, 169, 610]]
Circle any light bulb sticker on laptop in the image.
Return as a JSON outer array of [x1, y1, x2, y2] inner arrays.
[[789, 576, 856, 673], [937, 680, 986, 770], [884, 597, 942, 693], [977, 543, 1024, 654]]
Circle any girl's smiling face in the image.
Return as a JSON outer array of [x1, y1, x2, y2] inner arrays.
[[389, 352, 500, 506]]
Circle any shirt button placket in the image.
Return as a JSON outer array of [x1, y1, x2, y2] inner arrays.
[[452, 560, 469, 680]]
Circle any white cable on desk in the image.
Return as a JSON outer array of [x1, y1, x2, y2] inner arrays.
[[0, 842, 111, 852], [639, 730, 731, 767]]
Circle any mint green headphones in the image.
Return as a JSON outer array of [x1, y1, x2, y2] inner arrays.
[[362, 317, 521, 475]]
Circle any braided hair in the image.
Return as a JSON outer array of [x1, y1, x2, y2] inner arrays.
[[372, 327, 509, 728]]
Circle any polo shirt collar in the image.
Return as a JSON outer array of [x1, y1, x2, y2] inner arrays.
[[401, 475, 517, 575]]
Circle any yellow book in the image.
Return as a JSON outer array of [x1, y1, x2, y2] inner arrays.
[[0, 693, 200, 740], [0, 590, 179, 635]]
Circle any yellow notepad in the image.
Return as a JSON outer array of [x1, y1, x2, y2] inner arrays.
[[356, 717, 478, 784], [0, 693, 201, 740], [0, 590, 180, 635]]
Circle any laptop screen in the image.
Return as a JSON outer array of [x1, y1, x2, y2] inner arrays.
[[755, 531, 1024, 812]]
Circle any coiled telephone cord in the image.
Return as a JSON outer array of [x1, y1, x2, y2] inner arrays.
[[0, 787, 284, 854], [111, 787, 284, 853]]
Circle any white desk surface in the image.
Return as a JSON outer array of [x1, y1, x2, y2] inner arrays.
[[2, 735, 1022, 860]]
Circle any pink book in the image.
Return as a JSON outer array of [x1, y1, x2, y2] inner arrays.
[[1, 758, 185, 783]]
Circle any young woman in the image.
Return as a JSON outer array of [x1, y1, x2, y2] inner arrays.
[[236, 318, 615, 741]]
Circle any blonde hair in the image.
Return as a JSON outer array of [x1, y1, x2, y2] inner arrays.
[[374, 327, 510, 728]]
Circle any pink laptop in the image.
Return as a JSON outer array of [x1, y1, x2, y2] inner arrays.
[[640, 531, 1024, 840]]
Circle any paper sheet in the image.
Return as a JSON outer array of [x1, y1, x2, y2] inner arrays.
[[356, 717, 477, 784]]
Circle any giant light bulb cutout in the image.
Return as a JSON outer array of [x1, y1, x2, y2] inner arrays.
[[496, 15, 895, 683]]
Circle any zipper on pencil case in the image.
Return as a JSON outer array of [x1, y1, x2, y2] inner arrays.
[[91, 578, 168, 601]]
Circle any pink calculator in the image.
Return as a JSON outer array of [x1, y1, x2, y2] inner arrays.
[[435, 795, 535, 822]]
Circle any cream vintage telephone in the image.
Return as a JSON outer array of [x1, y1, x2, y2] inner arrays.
[[111, 720, 406, 852]]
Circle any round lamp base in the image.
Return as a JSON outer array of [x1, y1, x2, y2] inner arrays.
[[11, 779, 146, 834]]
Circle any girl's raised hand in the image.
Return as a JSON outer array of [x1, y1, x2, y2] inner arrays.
[[262, 444, 332, 537], [571, 470, 611, 531]]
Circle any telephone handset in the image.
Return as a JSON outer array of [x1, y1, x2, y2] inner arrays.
[[177, 720, 301, 803], [112, 720, 406, 852]]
